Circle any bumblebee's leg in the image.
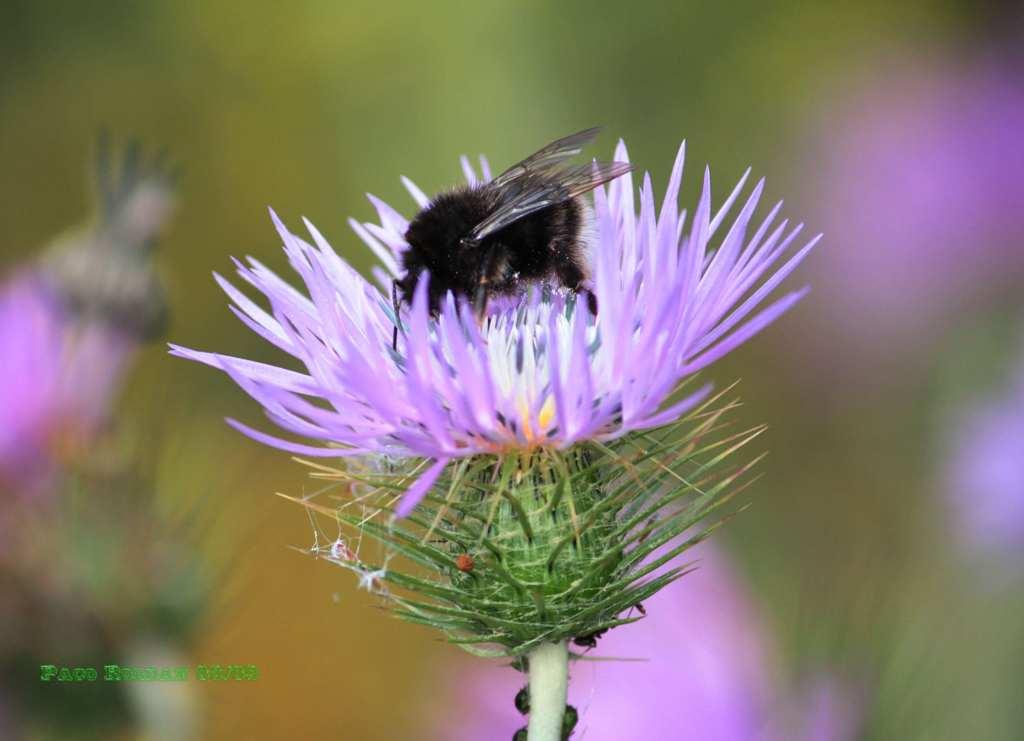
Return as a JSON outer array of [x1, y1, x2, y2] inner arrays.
[[391, 280, 401, 351], [473, 282, 489, 322], [554, 261, 598, 315], [474, 245, 499, 322]]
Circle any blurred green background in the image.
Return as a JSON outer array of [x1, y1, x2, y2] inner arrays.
[[3, 1, 1022, 738]]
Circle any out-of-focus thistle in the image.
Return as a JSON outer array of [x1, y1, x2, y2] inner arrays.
[[0, 135, 176, 492], [0, 137, 205, 741], [174, 135, 817, 738]]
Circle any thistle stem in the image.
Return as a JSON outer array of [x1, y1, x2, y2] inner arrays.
[[526, 641, 569, 741]]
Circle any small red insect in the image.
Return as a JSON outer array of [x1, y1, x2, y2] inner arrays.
[[455, 554, 475, 573]]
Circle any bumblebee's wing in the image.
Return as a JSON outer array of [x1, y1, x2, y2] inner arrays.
[[468, 161, 632, 242], [489, 128, 603, 188]]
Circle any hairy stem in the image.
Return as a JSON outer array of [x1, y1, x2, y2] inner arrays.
[[527, 641, 569, 741]]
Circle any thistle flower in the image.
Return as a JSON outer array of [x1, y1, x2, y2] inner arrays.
[[172, 139, 816, 512], [173, 135, 816, 738]]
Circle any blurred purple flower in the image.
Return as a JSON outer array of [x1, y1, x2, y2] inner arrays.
[[54, 320, 137, 438], [0, 273, 138, 493], [441, 543, 857, 741], [173, 139, 817, 515], [946, 347, 1024, 563], [0, 275, 63, 490], [0, 140, 176, 493], [808, 55, 1024, 356]]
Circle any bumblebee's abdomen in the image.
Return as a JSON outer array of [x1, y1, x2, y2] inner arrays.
[[400, 186, 585, 311], [496, 197, 583, 283]]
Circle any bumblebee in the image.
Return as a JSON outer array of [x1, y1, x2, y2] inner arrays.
[[394, 128, 631, 343]]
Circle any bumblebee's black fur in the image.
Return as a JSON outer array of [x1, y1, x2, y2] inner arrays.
[[399, 186, 587, 314], [392, 128, 630, 327]]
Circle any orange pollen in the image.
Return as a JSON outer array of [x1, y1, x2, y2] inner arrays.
[[521, 396, 556, 442]]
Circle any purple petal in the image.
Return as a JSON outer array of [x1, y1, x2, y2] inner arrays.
[[395, 457, 450, 517]]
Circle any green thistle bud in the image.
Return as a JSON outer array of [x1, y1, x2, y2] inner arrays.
[[291, 385, 761, 659]]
